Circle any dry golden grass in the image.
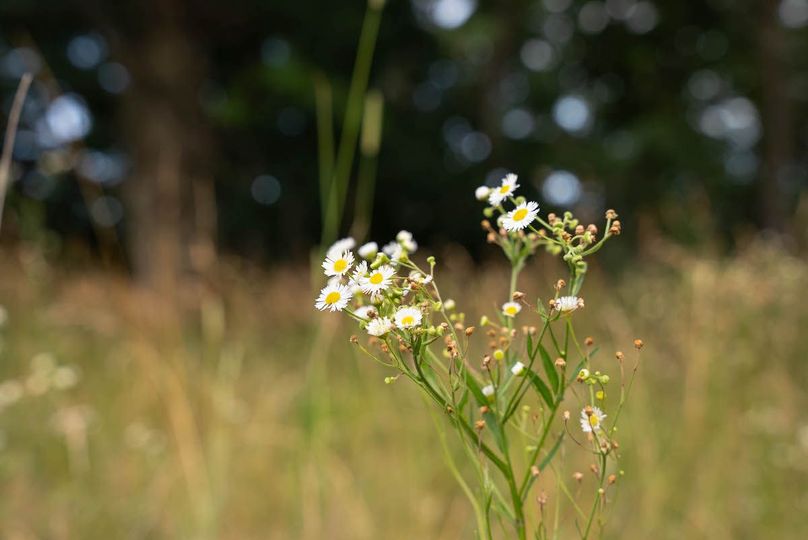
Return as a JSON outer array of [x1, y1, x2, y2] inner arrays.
[[0, 237, 805, 539]]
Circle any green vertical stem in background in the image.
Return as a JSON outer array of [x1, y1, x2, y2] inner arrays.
[[314, 72, 334, 221], [351, 89, 384, 241], [320, 0, 384, 249]]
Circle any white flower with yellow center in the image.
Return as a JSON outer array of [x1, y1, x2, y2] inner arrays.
[[326, 237, 356, 259], [367, 316, 393, 337], [555, 295, 584, 313], [511, 361, 526, 376], [394, 306, 422, 329], [361, 265, 396, 294], [475, 185, 491, 201], [358, 241, 378, 260], [580, 406, 607, 433], [315, 283, 352, 312], [488, 173, 519, 206], [322, 250, 355, 277], [502, 301, 522, 317], [502, 201, 539, 232]]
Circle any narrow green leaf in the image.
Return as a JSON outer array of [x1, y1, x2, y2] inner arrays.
[[538, 343, 559, 393], [526, 370, 554, 408]]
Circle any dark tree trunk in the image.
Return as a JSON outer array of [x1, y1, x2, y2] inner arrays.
[[758, 0, 794, 232]]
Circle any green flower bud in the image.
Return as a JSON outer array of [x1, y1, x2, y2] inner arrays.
[[493, 349, 505, 361], [483, 207, 494, 218]]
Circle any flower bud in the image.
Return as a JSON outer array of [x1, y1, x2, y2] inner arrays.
[[634, 338, 644, 350], [465, 326, 475, 336], [483, 207, 494, 218], [493, 349, 505, 361], [576, 368, 590, 382], [475, 185, 491, 201], [480, 315, 490, 327], [444, 299, 456, 311]]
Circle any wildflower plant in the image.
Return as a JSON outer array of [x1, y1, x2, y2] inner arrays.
[[314, 173, 642, 539]]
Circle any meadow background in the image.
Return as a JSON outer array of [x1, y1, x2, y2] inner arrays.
[[1, 0, 808, 538]]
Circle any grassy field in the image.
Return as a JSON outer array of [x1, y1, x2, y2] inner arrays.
[[0, 237, 806, 539]]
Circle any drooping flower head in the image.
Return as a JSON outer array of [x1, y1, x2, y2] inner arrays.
[[358, 242, 378, 260], [315, 283, 353, 312], [511, 361, 526, 376], [502, 301, 522, 318], [354, 305, 377, 320], [502, 201, 539, 232], [367, 316, 394, 337], [322, 250, 355, 277], [488, 173, 519, 206], [360, 265, 396, 294], [475, 185, 491, 201], [554, 296, 584, 313], [394, 306, 423, 330], [580, 406, 607, 433], [326, 237, 356, 260]]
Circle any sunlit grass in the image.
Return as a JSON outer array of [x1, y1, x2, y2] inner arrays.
[[0, 238, 806, 538]]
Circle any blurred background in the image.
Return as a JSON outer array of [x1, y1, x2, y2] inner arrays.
[[0, 0, 807, 538]]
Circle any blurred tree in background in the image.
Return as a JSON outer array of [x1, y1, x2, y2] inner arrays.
[[1, 0, 807, 288]]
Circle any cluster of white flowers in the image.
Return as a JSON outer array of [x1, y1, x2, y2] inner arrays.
[[315, 233, 435, 339], [476, 174, 540, 233]]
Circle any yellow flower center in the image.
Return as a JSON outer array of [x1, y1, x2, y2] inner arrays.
[[499, 184, 510, 194], [370, 272, 383, 285], [512, 208, 528, 221], [402, 315, 414, 326], [334, 259, 348, 272], [325, 291, 341, 304], [505, 306, 518, 315], [589, 415, 599, 428]]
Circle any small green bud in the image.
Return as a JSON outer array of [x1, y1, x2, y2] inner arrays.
[[483, 207, 494, 218], [449, 313, 457, 322], [427, 255, 436, 266], [514, 195, 527, 205], [480, 315, 490, 326], [444, 299, 456, 310], [493, 349, 505, 361], [384, 376, 394, 384], [600, 374, 610, 384]]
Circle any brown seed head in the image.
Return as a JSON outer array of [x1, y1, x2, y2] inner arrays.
[[349, 335, 359, 344], [512, 290, 526, 301], [585, 336, 594, 346], [584, 405, 594, 417], [555, 279, 566, 290], [615, 351, 625, 361], [486, 232, 497, 243], [606, 209, 618, 220], [481, 219, 493, 231], [563, 410, 571, 421], [608, 474, 617, 485], [573, 472, 584, 482], [634, 338, 644, 350], [531, 465, 540, 477], [474, 419, 486, 431], [554, 357, 566, 368], [479, 405, 490, 415], [575, 224, 585, 235], [586, 224, 598, 235], [465, 326, 475, 336]]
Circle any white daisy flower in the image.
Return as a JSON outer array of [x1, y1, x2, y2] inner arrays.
[[554, 296, 584, 313], [361, 265, 396, 294], [351, 261, 369, 284], [326, 237, 356, 259], [502, 201, 539, 232], [502, 301, 522, 317], [367, 316, 393, 337], [358, 242, 378, 260], [511, 361, 526, 376], [488, 173, 519, 206], [475, 185, 491, 201], [394, 306, 422, 329], [354, 305, 377, 320], [579, 406, 607, 433], [482, 384, 495, 399], [315, 283, 353, 312], [322, 250, 355, 277]]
